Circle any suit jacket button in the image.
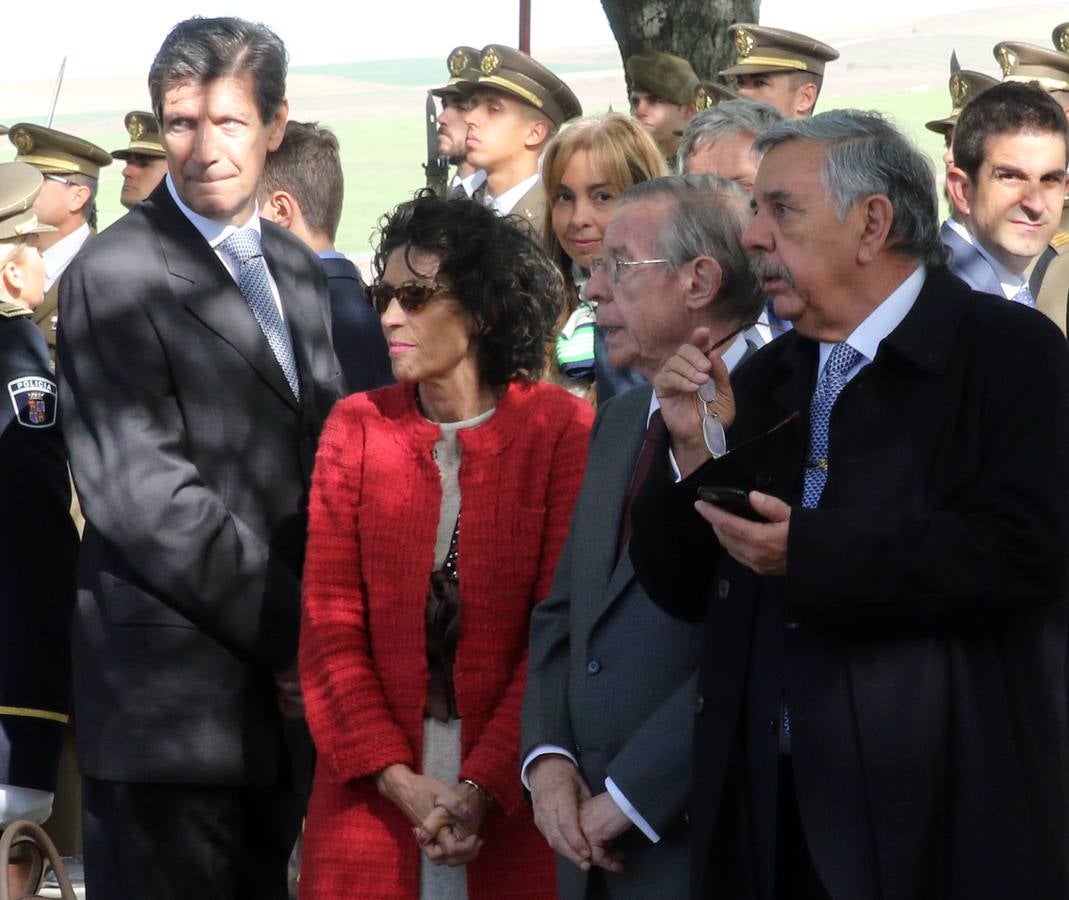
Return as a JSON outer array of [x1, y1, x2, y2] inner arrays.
[[717, 579, 730, 599], [695, 693, 704, 715], [586, 659, 601, 675]]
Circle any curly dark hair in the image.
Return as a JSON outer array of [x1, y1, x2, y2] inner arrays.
[[373, 192, 566, 387]]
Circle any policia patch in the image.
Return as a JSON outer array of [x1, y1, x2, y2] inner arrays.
[[7, 375, 57, 428]]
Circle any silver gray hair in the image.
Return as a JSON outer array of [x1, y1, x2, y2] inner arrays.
[[677, 100, 785, 173], [617, 174, 764, 327], [753, 109, 947, 267]]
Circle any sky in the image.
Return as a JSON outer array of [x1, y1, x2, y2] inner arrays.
[[0, 0, 1048, 84]]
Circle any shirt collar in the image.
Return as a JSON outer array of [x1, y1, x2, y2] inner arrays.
[[944, 217, 972, 245], [818, 264, 927, 376], [486, 173, 540, 215], [42, 222, 90, 280], [166, 172, 262, 248]]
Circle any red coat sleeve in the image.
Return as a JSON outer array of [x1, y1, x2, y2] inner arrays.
[[299, 401, 415, 783]]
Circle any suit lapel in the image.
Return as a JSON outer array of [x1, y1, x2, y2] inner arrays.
[[146, 186, 298, 410], [580, 388, 652, 626], [942, 222, 1003, 297]]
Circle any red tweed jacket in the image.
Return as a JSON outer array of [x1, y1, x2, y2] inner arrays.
[[299, 379, 593, 899]]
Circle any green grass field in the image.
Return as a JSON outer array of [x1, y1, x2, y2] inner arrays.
[[70, 80, 954, 265]]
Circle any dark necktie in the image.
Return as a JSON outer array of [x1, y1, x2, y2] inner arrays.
[[219, 228, 301, 400], [617, 409, 667, 559]]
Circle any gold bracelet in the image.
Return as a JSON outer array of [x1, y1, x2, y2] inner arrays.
[[460, 778, 494, 806]]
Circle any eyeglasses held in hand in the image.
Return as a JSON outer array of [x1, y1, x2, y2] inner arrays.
[[589, 254, 671, 284], [368, 280, 448, 315]]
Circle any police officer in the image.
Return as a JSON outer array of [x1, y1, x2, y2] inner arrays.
[[994, 29, 1069, 333], [0, 161, 78, 891], [7, 123, 111, 354], [719, 23, 839, 118], [110, 110, 168, 210]]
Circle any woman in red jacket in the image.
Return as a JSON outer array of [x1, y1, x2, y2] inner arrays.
[[299, 194, 593, 899]]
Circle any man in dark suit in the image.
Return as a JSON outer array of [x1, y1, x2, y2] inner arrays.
[[943, 81, 1068, 308], [57, 17, 342, 899], [630, 111, 1068, 899], [260, 120, 393, 393], [522, 174, 764, 899]]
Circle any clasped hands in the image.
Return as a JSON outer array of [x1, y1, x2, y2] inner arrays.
[[528, 755, 629, 874], [655, 327, 790, 577], [376, 763, 492, 867]]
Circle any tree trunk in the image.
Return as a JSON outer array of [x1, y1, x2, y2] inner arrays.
[[600, 0, 760, 84]]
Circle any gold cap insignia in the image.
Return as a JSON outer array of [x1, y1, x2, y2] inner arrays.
[[735, 29, 756, 60], [950, 73, 968, 106], [128, 117, 146, 141], [996, 46, 1016, 76], [448, 49, 469, 77], [1056, 26, 1069, 53], [695, 86, 712, 110], [481, 48, 501, 76], [12, 128, 33, 154]]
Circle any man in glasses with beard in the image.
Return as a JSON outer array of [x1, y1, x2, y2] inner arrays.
[[629, 110, 1068, 900]]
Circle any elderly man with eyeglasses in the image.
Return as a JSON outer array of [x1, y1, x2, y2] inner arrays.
[[7, 123, 111, 357], [521, 173, 765, 900]]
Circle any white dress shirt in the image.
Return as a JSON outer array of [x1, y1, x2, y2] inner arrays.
[[165, 174, 286, 321], [451, 169, 487, 198], [42, 222, 90, 293]]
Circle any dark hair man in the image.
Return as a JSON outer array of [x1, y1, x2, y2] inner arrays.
[[110, 110, 169, 210], [631, 110, 1067, 899], [465, 44, 582, 237], [260, 120, 392, 392], [719, 24, 838, 119], [57, 17, 342, 899], [430, 46, 485, 199], [945, 81, 1069, 307], [8, 123, 111, 355], [522, 174, 763, 898]]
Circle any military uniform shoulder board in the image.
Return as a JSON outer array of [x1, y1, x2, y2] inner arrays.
[[7, 375, 57, 428], [0, 299, 32, 319], [1050, 232, 1069, 252]]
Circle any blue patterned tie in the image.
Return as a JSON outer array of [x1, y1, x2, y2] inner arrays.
[[219, 229, 301, 400], [1012, 283, 1036, 308], [802, 342, 861, 509]]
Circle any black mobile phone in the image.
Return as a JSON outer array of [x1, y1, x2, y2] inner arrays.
[[697, 485, 764, 521]]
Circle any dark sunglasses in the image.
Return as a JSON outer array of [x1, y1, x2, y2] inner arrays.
[[368, 280, 448, 315]]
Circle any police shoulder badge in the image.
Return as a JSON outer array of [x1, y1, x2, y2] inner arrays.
[[8, 376, 57, 428]]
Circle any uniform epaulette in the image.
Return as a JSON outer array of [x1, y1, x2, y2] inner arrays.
[[0, 299, 32, 319], [1051, 232, 1069, 251]]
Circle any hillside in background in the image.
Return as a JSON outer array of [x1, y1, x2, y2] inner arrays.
[[0, 3, 1063, 260]]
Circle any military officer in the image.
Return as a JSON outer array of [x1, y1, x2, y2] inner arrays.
[[7, 124, 111, 354], [625, 51, 701, 167], [430, 46, 486, 199], [110, 110, 167, 210], [466, 44, 582, 238], [719, 23, 839, 119], [994, 31, 1069, 333], [0, 161, 78, 892]]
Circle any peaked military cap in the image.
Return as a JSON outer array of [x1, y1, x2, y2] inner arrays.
[[474, 45, 582, 128], [925, 63, 999, 135], [1053, 22, 1069, 54], [8, 124, 112, 179], [431, 46, 482, 98], [0, 162, 57, 243], [720, 24, 839, 79], [695, 80, 742, 111], [994, 40, 1069, 93], [625, 52, 701, 107], [111, 110, 165, 160]]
